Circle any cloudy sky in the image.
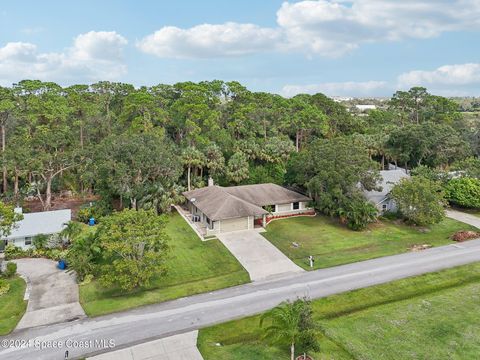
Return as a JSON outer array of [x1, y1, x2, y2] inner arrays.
[[1, 0, 479, 97]]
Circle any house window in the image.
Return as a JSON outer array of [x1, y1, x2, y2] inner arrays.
[[24, 237, 32, 246], [382, 204, 388, 211], [293, 202, 300, 210], [206, 217, 213, 229]]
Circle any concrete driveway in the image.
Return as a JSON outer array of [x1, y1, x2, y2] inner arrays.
[[13, 258, 86, 330], [217, 230, 304, 281], [446, 209, 480, 229]]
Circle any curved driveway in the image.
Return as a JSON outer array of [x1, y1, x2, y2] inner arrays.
[[446, 209, 480, 229], [13, 258, 86, 330]]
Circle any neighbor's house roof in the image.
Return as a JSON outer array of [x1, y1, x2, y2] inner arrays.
[[183, 183, 311, 221], [364, 170, 410, 205], [4, 209, 72, 240]]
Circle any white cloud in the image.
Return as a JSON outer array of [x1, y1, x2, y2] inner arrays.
[[0, 31, 128, 86], [277, 0, 480, 56], [138, 0, 480, 58], [397, 63, 480, 96], [398, 63, 480, 87], [137, 22, 281, 58], [282, 80, 388, 97]]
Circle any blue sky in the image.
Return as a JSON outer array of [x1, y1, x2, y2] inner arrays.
[[1, 0, 479, 97]]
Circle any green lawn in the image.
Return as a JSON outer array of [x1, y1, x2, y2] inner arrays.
[[198, 262, 480, 360], [79, 212, 250, 316], [0, 276, 27, 335], [262, 215, 476, 270]]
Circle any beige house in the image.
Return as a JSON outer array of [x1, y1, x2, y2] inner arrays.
[[183, 183, 313, 235]]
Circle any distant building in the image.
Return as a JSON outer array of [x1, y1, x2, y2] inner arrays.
[[355, 104, 377, 111], [332, 96, 354, 102], [1, 209, 71, 251], [364, 170, 410, 213]]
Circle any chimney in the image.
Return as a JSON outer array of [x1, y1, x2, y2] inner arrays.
[[208, 177, 214, 187], [14, 207, 23, 214]]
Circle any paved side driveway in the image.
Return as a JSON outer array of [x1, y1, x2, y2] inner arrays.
[[217, 230, 304, 281], [446, 209, 480, 229], [14, 258, 86, 330]]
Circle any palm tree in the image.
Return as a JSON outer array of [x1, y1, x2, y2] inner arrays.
[[260, 300, 305, 360], [181, 147, 205, 191], [60, 221, 83, 244]]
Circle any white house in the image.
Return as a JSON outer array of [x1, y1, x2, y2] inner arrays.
[[364, 170, 410, 213], [1, 208, 72, 251]]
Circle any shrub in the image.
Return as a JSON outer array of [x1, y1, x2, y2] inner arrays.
[[338, 196, 378, 231], [33, 234, 49, 250], [4, 262, 17, 278], [445, 177, 480, 209], [380, 211, 400, 220], [4, 244, 24, 260], [0, 278, 10, 296], [4, 243, 66, 261], [77, 202, 111, 223]]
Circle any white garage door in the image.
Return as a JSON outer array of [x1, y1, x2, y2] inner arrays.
[[220, 217, 249, 233]]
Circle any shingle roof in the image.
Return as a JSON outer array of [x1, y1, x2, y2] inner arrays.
[[183, 183, 311, 221], [5, 209, 72, 239], [183, 186, 268, 221], [364, 170, 410, 204], [223, 183, 311, 206]]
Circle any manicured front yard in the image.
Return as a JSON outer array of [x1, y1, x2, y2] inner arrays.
[[0, 276, 27, 335], [198, 262, 480, 360], [79, 212, 250, 316], [262, 215, 476, 270]]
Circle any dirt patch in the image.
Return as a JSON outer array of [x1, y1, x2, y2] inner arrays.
[[409, 244, 433, 252], [23, 194, 99, 219]]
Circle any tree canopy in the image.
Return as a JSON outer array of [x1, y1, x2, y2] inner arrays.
[[0, 79, 477, 227]]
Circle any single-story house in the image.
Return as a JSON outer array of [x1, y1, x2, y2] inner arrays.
[[183, 183, 313, 235], [0, 208, 72, 251], [364, 169, 410, 213]]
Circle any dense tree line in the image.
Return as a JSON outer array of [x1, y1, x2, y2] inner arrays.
[[0, 80, 353, 211], [0, 81, 478, 226]]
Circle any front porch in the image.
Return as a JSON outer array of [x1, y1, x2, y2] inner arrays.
[[173, 204, 216, 240]]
